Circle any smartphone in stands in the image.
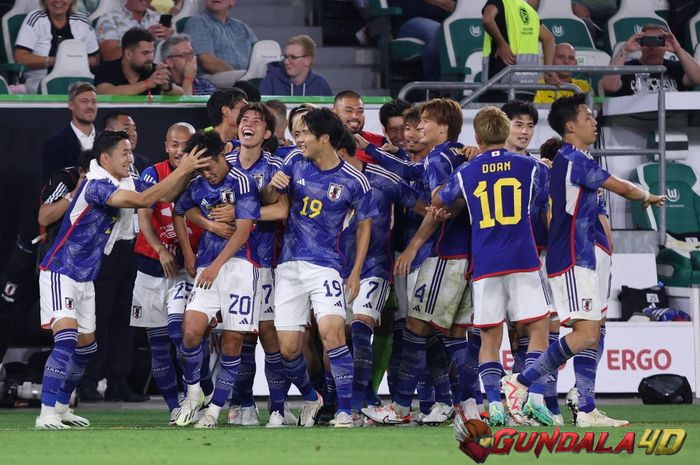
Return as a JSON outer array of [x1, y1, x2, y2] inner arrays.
[[160, 14, 172, 28]]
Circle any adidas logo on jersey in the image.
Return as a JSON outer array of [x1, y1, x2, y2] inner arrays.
[[334, 301, 343, 307], [240, 318, 249, 325], [412, 305, 421, 313], [296, 178, 306, 186], [264, 306, 274, 314], [363, 302, 372, 309]]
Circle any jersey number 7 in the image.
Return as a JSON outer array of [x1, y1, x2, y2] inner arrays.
[[473, 177, 522, 229]]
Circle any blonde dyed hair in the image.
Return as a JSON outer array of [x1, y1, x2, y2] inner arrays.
[[473, 106, 510, 146]]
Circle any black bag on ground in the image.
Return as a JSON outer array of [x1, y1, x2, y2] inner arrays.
[[638, 374, 693, 404], [618, 284, 670, 321]]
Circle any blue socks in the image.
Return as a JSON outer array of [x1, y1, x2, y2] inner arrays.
[[211, 354, 241, 408], [167, 313, 183, 348], [56, 340, 97, 406], [573, 348, 597, 413], [479, 361, 503, 403], [199, 341, 213, 397], [517, 336, 573, 387], [394, 328, 426, 408], [387, 319, 405, 401], [41, 329, 77, 407], [512, 336, 529, 373], [425, 334, 452, 405], [443, 336, 473, 403], [545, 331, 561, 414], [526, 351, 546, 395], [147, 327, 179, 411], [417, 373, 435, 414], [264, 351, 287, 415], [282, 354, 318, 401], [178, 343, 203, 386], [324, 371, 337, 405], [351, 320, 373, 411], [469, 329, 484, 405], [328, 345, 354, 415], [230, 340, 256, 408]]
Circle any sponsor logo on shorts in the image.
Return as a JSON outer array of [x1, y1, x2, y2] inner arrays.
[[132, 305, 142, 319], [327, 183, 344, 201], [582, 298, 593, 312], [64, 297, 75, 310]]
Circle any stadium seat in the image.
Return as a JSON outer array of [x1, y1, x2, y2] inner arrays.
[[237, 40, 281, 87], [39, 39, 94, 94], [604, 0, 669, 54], [575, 48, 611, 93], [630, 131, 700, 286], [88, 0, 121, 27], [1, 0, 39, 65], [173, 0, 203, 34], [0, 74, 9, 93], [537, 0, 595, 49], [685, 6, 700, 53], [462, 50, 482, 97], [438, 0, 484, 78]]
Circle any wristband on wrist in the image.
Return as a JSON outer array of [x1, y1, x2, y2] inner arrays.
[[183, 75, 194, 82]]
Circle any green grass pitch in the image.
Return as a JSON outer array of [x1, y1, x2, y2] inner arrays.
[[1, 404, 699, 465]]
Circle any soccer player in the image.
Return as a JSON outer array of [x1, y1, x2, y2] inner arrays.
[[432, 106, 552, 427], [206, 87, 248, 142], [378, 98, 412, 150], [336, 130, 427, 424], [172, 131, 261, 428], [36, 130, 205, 429], [130, 122, 200, 424], [266, 107, 377, 427], [502, 94, 664, 427], [363, 98, 476, 425]]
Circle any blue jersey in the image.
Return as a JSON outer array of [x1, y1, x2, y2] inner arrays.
[[440, 149, 544, 280], [174, 165, 260, 268], [40, 177, 148, 282], [342, 163, 421, 280], [274, 145, 298, 159], [425, 141, 470, 259], [366, 144, 424, 181], [226, 150, 282, 268], [529, 157, 550, 250], [595, 189, 611, 254], [546, 144, 611, 275], [278, 152, 378, 271]]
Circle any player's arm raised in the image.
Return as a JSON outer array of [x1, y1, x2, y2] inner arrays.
[[602, 176, 665, 208]]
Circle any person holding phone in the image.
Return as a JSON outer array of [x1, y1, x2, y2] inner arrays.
[[96, 0, 174, 61], [601, 24, 700, 96]]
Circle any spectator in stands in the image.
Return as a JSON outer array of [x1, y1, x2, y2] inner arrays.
[[390, 0, 455, 81], [161, 34, 216, 96], [94, 28, 183, 96], [96, 0, 173, 61], [103, 110, 150, 174], [184, 0, 257, 89], [534, 42, 592, 103], [14, 0, 100, 93], [481, 0, 558, 101], [259, 35, 333, 96], [601, 24, 700, 96], [41, 82, 97, 182], [332, 90, 383, 163]]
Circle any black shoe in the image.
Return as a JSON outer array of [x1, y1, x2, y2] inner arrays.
[[104, 384, 149, 403], [78, 386, 104, 402], [316, 402, 337, 426]]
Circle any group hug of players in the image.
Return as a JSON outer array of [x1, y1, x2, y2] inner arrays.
[[34, 89, 664, 430]]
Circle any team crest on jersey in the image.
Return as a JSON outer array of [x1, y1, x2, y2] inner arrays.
[[64, 297, 75, 310], [253, 174, 265, 190], [582, 298, 593, 312], [327, 183, 344, 201], [3, 282, 17, 297], [132, 305, 142, 319], [220, 189, 236, 204]]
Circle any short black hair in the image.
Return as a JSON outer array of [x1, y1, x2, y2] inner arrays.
[[184, 130, 225, 159], [93, 130, 130, 161], [76, 149, 93, 172], [336, 130, 357, 157], [233, 81, 261, 102], [262, 135, 279, 154], [547, 93, 588, 137], [333, 90, 362, 105], [379, 99, 412, 129], [121, 28, 155, 50], [302, 108, 346, 148], [103, 110, 132, 130], [539, 137, 564, 162], [236, 102, 277, 137], [501, 100, 538, 125], [206, 88, 248, 126]]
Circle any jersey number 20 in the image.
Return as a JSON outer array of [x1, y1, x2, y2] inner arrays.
[[473, 178, 522, 228]]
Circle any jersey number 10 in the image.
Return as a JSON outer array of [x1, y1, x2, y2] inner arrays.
[[473, 177, 522, 229]]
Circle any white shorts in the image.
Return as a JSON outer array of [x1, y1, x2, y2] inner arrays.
[[130, 270, 193, 328], [394, 259, 419, 322], [539, 250, 555, 318], [347, 277, 391, 322], [549, 266, 601, 326], [408, 257, 472, 331], [39, 270, 95, 333], [186, 258, 261, 333], [472, 270, 550, 327], [274, 260, 347, 331], [595, 246, 612, 314], [259, 267, 276, 322]]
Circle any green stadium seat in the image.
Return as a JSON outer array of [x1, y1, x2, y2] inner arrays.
[[537, 0, 595, 49], [0, 74, 9, 93], [604, 0, 668, 54], [438, 0, 484, 78], [88, 0, 121, 27], [390, 37, 425, 61], [39, 40, 94, 94], [1, 0, 39, 65], [173, 0, 202, 34]]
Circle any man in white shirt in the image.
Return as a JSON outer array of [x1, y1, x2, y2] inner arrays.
[[41, 82, 97, 182]]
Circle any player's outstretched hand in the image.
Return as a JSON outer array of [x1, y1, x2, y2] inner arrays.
[[643, 193, 666, 209], [207, 220, 234, 239], [345, 272, 361, 305], [461, 146, 480, 161], [427, 205, 452, 222], [178, 146, 209, 173], [394, 248, 417, 277], [211, 204, 236, 223], [539, 158, 553, 168], [269, 171, 290, 190], [196, 264, 220, 289], [380, 142, 399, 155], [158, 248, 178, 278]]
